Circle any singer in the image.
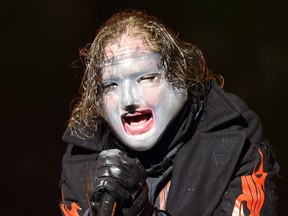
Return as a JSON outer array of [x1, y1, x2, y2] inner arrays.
[[59, 10, 280, 216]]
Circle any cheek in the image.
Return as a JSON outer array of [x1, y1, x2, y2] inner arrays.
[[142, 86, 166, 106], [103, 94, 120, 111]]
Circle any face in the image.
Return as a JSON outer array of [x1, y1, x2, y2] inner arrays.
[[100, 34, 187, 151]]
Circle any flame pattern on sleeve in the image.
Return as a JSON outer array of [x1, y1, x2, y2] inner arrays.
[[232, 148, 267, 216], [60, 192, 82, 216]]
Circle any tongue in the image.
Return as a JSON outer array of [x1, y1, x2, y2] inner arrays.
[[130, 116, 147, 126], [124, 114, 154, 135]]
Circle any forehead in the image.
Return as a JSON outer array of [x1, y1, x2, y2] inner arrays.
[[103, 33, 154, 64], [101, 53, 161, 80]]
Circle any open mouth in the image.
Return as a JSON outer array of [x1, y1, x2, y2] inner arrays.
[[121, 110, 154, 135]]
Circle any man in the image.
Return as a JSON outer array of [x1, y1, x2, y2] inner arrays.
[[59, 10, 279, 216]]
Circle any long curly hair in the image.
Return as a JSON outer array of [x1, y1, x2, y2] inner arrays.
[[68, 10, 223, 136]]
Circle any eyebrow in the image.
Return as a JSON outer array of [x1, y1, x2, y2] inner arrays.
[[102, 69, 160, 82]]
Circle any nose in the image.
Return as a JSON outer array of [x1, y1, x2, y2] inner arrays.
[[121, 80, 139, 110]]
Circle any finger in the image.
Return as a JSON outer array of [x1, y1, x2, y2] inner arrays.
[[92, 165, 143, 191], [95, 177, 131, 204], [92, 157, 146, 183]]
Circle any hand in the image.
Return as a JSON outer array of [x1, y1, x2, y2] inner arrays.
[[86, 149, 154, 216]]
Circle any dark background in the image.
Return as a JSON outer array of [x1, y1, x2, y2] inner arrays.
[[1, 0, 287, 215]]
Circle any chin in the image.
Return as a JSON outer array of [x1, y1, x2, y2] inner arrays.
[[126, 143, 155, 151], [122, 136, 158, 152]]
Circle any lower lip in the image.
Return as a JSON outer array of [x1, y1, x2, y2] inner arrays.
[[123, 116, 154, 136]]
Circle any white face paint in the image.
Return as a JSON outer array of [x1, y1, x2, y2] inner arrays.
[[101, 35, 187, 151]]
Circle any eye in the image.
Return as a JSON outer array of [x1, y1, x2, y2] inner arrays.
[[102, 82, 118, 95], [137, 73, 162, 87]]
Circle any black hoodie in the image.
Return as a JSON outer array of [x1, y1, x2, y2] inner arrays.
[[59, 82, 279, 216]]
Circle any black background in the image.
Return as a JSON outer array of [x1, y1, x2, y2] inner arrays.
[[1, 0, 287, 215]]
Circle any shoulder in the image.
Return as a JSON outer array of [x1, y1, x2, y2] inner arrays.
[[62, 123, 114, 153], [198, 82, 262, 135]]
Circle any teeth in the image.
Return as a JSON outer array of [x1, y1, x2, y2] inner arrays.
[[125, 113, 151, 125]]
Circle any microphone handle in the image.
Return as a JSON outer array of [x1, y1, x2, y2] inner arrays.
[[97, 192, 117, 216]]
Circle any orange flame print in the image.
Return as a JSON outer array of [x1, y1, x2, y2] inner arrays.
[[61, 192, 82, 216], [232, 148, 267, 216]]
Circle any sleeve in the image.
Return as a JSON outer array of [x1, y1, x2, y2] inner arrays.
[[212, 142, 280, 216], [59, 176, 85, 216], [59, 128, 103, 216], [59, 143, 98, 216]]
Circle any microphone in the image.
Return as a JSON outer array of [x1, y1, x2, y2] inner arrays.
[[97, 192, 117, 216]]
